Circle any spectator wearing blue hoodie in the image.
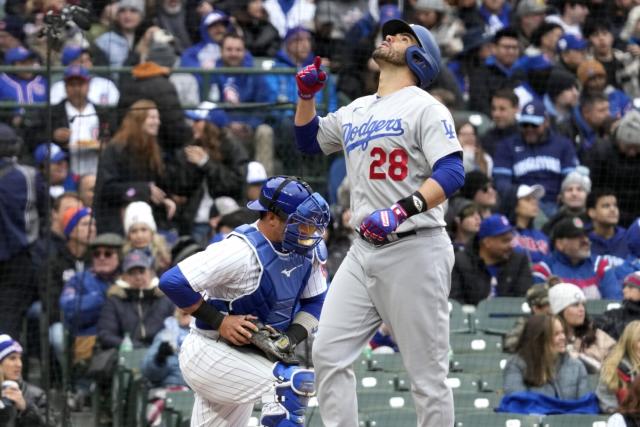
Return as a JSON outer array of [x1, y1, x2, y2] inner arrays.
[[600, 219, 640, 298], [587, 189, 629, 268], [0, 47, 47, 128], [209, 33, 273, 160], [141, 309, 191, 387], [180, 11, 232, 89], [512, 184, 550, 263], [468, 28, 524, 116], [59, 233, 123, 364], [493, 99, 578, 217]]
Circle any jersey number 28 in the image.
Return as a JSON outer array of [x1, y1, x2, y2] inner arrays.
[[369, 147, 408, 181]]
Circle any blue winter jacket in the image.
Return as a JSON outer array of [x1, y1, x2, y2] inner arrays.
[[513, 227, 550, 264], [141, 316, 188, 387], [533, 250, 613, 299], [0, 73, 47, 117], [493, 131, 578, 204], [600, 256, 640, 301], [59, 270, 113, 336]]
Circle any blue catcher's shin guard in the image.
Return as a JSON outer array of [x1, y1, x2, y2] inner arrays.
[[260, 362, 316, 426]]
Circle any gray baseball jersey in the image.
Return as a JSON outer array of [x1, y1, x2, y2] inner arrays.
[[317, 86, 462, 230]]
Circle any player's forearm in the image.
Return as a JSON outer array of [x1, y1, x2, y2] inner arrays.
[[295, 98, 317, 126]]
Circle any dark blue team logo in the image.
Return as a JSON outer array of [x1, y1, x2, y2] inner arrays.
[[441, 120, 456, 139], [343, 116, 404, 154]]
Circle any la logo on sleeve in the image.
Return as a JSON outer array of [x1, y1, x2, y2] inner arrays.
[[441, 120, 456, 140]]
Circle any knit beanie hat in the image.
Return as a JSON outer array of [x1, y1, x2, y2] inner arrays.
[[577, 59, 606, 85], [118, 0, 145, 17], [62, 207, 91, 238], [560, 166, 592, 194], [546, 70, 577, 101], [548, 283, 586, 314], [624, 271, 640, 288], [123, 201, 157, 234], [0, 334, 23, 362], [615, 110, 640, 146]]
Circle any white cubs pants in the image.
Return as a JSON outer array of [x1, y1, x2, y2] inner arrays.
[[313, 228, 455, 427], [179, 329, 275, 427]]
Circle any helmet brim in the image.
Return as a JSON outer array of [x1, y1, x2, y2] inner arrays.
[[382, 19, 423, 48], [246, 199, 268, 211]]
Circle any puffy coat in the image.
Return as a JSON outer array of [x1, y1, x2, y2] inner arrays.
[[97, 278, 175, 349], [503, 353, 590, 400], [597, 299, 640, 341], [566, 329, 616, 373], [59, 270, 114, 336]]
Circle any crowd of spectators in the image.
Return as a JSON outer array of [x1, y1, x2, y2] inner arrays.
[[0, 0, 639, 424]]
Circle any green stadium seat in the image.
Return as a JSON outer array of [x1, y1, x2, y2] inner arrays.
[[455, 412, 542, 426], [540, 414, 609, 427], [368, 353, 405, 373], [357, 389, 415, 413], [356, 371, 397, 392], [450, 353, 510, 374], [453, 392, 500, 414], [585, 300, 621, 316], [446, 373, 481, 393], [478, 372, 505, 394], [449, 334, 503, 354], [119, 348, 148, 372], [364, 408, 417, 427], [164, 391, 195, 427], [473, 298, 530, 335], [450, 299, 472, 334]]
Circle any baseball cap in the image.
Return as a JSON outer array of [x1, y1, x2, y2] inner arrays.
[[0, 334, 22, 362], [626, 218, 640, 258], [61, 46, 88, 66], [64, 65, 90, 82], [185, 101, 229, 128], [214, 196, 240, 217], [577, 59, 606, 85], [615, 110, 640, 146], [551, 216, 587, 241], [477, 214, 513, 240], [247, 161, 268, 185], [34, 142, 67, 165], [284, 26, 311, 43], [516, 0, 547, 17], [460, 27, 493, 55], [90, 233, 124, 248], [526, 284, 549, 307], [548, 282, 586, 314], [379, 4, 402, 26], [517, 184, 545, 200], [514, 54, 553, 73], [122, 249, 153, 272], [203, 11, 229, 28], [557, 34, 588, 53], [4, 46, 35, 64], [518, 100, 546, 126], [624, 271, 640, 288]]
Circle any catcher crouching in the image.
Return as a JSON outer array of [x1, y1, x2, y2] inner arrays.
[[159, 176, 330, 427]]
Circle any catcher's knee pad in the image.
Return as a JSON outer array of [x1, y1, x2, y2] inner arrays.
[[261, 363, 315, 426]]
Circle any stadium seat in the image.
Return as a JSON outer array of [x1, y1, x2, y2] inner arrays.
[[356, 371, 397, 392], [356, 388, 415, 413], [473, 297, 530, 335], [449, 299, 473, 334], [453, 391, 500, 414], [478, 371, 505, 394], [364, 408, 417, 427], [164, 391, 195, 427], [446, 373, 481, 393], [540, 414, 609, 426], [455, 412, 542, 426], [368, 353, 405, 373], [585, 300, 621, 316], [449, 333, 503, 354], [450, 353, 510, 374]]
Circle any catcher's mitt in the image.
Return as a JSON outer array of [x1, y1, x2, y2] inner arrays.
[[248, 320, 300, 365]]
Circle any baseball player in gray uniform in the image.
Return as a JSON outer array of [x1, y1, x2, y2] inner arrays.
[[159, 176, 331, 427], [292, 19, 465, 426]]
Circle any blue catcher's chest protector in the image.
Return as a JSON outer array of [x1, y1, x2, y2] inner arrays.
[[197, 225, 312, 331]]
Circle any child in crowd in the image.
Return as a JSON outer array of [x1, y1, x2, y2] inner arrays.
[[122, 201, 171, 273]]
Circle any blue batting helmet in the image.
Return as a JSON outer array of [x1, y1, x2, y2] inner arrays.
[[382, 19, 441, 88], [247, 176, 331, 254]]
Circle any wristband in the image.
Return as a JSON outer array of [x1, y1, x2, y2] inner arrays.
[[285, 323, 308, 345], [395, 191, 428, 218], [298, 91, 315, 100], [192, 301, 225, 330]]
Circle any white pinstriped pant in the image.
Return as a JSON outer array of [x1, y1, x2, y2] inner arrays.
[[179, 329, 276, 427]]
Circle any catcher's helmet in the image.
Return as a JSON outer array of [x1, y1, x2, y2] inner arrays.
[[247, 176, 330, 254], [381, 19, 441, 88]]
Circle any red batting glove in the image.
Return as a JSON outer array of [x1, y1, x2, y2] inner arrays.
[[295, 56, 327, 100]]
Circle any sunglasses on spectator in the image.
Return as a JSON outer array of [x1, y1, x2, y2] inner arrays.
[[93, 249, 116, 259]]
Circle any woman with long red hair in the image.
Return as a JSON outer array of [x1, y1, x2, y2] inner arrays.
[[95, 99, 175, 234]]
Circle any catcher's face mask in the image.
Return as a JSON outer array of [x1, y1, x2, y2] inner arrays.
[[282, 193, 330, 255]]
